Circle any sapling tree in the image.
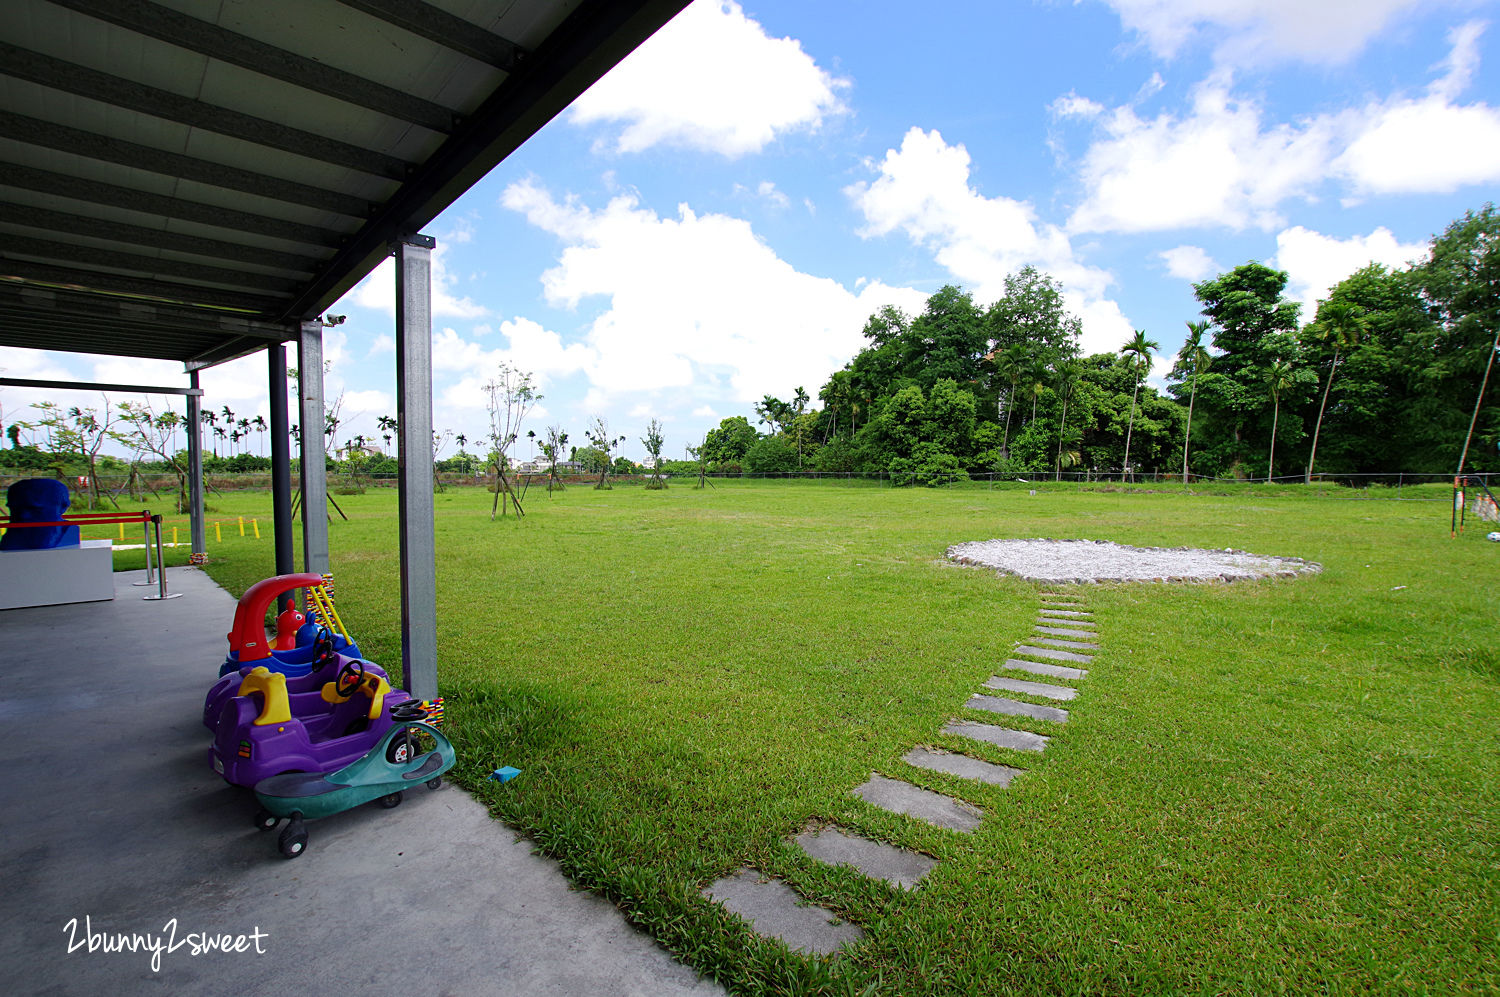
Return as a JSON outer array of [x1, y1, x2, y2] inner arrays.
[[642, 418, 667, 489], [119, 401, 189, 512], [585, 416, 625, 490], [538, 424, 568, 492], [32, 399, 126, 509], [483, 363, 540, 519]]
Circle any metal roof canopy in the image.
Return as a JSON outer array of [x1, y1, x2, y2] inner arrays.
[[0, 0, 691, 369]]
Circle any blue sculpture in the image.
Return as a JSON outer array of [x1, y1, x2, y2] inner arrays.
[[1, 478, 80, 551]]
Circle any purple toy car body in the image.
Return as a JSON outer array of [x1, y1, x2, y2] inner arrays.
[[209, 661, 415, 788]]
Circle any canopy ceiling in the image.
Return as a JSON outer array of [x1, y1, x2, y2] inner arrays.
[[0, 0, 689, 369]]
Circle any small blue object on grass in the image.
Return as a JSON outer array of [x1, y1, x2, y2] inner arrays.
[[489, 766, 521, 783]]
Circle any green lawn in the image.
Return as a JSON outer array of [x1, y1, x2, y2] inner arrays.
[[108, 481, 1498, 995]]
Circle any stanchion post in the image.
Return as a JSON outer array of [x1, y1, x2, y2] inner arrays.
[[133, 512, 156, 586], [144, 514, 182, 601]]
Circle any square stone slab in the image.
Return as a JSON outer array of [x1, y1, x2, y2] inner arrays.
[[1013, 644, 1094, 663], [967, 694, 1069, 723], [1031, 636, 1099, 650], [1038, 614, 1096, 627], [984, 675, 1078, 701], [1004, 657, 1089, 680], [794, 826, 937, 889], [852, 773, 982, 832], [943, 720, 1049, 752], [704, 868, 864, 955], [1038, 608, 1093, 619], [1034, 624, 1098, 639], [904, 746, 1023, 786]]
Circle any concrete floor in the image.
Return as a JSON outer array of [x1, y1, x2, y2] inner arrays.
[[0, 567, 722, 996]]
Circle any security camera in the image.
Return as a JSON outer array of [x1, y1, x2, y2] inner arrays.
[[322, 314, 347, 327]]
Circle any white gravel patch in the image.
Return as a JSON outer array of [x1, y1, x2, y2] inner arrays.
[[946, 538, 1321, 584]]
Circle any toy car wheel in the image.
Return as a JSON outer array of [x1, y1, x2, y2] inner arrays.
[[278, 821, 308, 859], [379, 792, 403, 809], [386, 735, 413, 765], [253, 808, 279, 832], [426, 777, 442, 790]]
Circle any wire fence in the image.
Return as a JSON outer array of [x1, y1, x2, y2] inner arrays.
[[0, 467, 1493, 504]]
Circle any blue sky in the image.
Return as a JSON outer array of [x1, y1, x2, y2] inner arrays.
[[5, 0, 1499, 463]]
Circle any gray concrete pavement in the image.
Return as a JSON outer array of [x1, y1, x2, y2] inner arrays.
[[0, 567, 721, 996]]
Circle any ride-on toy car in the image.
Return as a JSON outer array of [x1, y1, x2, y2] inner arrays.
[[209, 657, 421, 788], [253, 717, 455, 858], [203, 625, 388, 733], [218, 573, 362, 678]]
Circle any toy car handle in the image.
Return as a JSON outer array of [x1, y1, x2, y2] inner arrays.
[[229, 573, 327, 661]]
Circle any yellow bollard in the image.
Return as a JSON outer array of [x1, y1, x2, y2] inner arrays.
[[253, 519, 260, 539], [215, 521, 222, 542], [173, 526, 179, 546], [119, 523, 125, 541], [238, 516, 245, 537]]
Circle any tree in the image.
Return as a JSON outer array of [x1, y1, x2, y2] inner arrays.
[[641, 418, 667, 489], [1303, 300, 1367, 483], [538, 425, 568, 492], [1119, 330, 1159, 481], [253, 414, 267, 456], [1177, 320, 1212, 483], [483, 363, 540, 519], [992, 343, 1029, 460], [585, 416, 625, 489], [754, 394, 792, 436], [701, 416, 759, 467], [32, 399, 126, 508], [377, 415, 397, 453], [1053, 360, 1082, 481], [1264, 359, 1298, 482], [119, 402, 191, 512], [791, 386, 810, 466]]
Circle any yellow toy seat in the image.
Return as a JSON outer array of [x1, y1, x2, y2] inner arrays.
[[237, 666, 291, 726]]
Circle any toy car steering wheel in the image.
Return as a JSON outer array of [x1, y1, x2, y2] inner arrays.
[[334, 658, 366, 698]]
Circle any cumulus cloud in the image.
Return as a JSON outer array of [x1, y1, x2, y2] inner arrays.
[[568, 0, 848, 157], [1098, 0, 1442, 65], [1158, 245, 1221, 281], [1066, 25, 1500, 232], [501, 178, 927, 406], [1066, 79, 1334, 234], [846, 127, 1133, 353], [344, 244, 488, 319], [1273, 225, 1429, 311]]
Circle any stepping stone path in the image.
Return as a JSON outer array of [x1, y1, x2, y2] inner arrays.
[[703, 586, 1101, 956], [704, 868, 864, 955]]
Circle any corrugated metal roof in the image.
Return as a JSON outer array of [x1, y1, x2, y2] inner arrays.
[[0, 0, 690, 367]]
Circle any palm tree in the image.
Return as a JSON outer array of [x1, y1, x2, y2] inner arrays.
[[993, 344, 1028, 460], [1053, 360, 1082, 482], [253, 415, 267, 455], [201, 410, 217, 457], [1264, 359, 1296, 483], [1119, 330, 1160, 482], [1179, 320, 1212, 484], [1304, 301, 1366, 484], [1027, 362, 1048, 426]]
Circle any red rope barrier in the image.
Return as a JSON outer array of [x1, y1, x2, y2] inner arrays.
[[0, 512, 153, 528]]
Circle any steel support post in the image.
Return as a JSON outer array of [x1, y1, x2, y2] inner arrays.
[[187, 370, 206, 556], [395, 235, 439, 701], [268, 343, 294, 576], [297, 320, 330, 579]]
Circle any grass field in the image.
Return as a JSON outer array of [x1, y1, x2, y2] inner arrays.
[[90, 481, 1498, 994]]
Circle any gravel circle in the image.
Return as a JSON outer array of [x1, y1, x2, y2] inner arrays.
[[946, 538, 1322, 584]]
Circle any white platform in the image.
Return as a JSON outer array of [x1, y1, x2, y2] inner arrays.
[[0, 539, 115, 610]]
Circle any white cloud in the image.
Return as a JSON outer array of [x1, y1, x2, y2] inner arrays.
[[1067, 25, 1500, 229], [1098, 0, 1442, 65], [1050, 92, 1105, 120], [366, 334, 394, 358], [846, 127, 1132, 353], [344, 244, 488, 319], [692, 405, 718, 419], [502, 178, 927, 406], [568, 0, 848, 157], [1334, 24, 1500, 195], [1273, 225, 1429, 311], [1158, 245, 1221, 281], [1067, 79, 1334, 234]]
